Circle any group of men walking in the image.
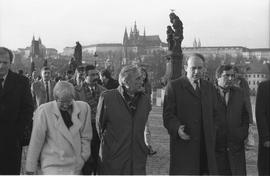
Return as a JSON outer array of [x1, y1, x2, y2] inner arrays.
[[163, 53, 269, 175], [0, 47, 269, 175]]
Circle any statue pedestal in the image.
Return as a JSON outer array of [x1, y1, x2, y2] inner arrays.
[[164, 53, 183, 82]]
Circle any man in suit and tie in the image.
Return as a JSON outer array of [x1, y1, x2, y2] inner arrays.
[[163, 53, 218, 175], [215, 64, 249, 175], [31, 66, 56, 108], [0, 47, 34, 174]]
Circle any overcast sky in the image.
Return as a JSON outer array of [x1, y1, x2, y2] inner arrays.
[[0, 0, 269, 52]]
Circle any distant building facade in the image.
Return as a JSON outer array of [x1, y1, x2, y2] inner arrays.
[[244, 62, 269, 94], [83, 43, 123, 55], [62, 47, 74, 56], [182, 39, 270, 60], [46, 48, 58, 59]]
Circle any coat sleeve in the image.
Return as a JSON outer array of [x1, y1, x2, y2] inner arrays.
[[19, 77, 34, 137], [80, 103, 92, 162], [96, 93, 107, 139], [31, 82, 37, 109], [256, 82, 270, 143], [163, 81, 181, 138], [237, 90, 250, 140], [25, 106, 47, 172], [241, 79, 253, 123], [211, 85, 219, 134]]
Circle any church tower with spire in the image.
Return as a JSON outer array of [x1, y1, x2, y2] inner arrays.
[[122, 21, 163, 60], [123, 27, 128, 58], [193, 38, 197, 48], [197, 38, 201, 47]]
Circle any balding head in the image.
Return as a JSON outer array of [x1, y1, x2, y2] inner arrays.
[[185, 53, 205, 82]]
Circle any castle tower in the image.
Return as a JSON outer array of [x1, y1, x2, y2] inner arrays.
[[193, 38, 197, 48], [123, 27, 129, 58], [123, 27, 128, 45], [198, 39, 201, 47], [133, 21, 139, 40]]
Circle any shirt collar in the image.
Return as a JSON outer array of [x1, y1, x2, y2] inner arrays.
[[187, 78, 200, 88], [1, 72, 9, 86]]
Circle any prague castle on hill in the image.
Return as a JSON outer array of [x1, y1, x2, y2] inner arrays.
[[60, 22, 270, 62]]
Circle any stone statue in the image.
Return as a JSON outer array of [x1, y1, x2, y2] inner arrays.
[[167, 26, 174, 51], [162, 11, 184, 85], [69, 57, 77, 72], [74, 41, 82, 66], [167, 12, 184, 55]]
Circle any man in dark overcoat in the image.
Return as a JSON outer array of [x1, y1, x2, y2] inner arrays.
[[96, 65, 151, 175], [0, 47, 34, 174], [163, 53, 218, 175], [215, 64, 249, 175], [256, 80, 270, 175]]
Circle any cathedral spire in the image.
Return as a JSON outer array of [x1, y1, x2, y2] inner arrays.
[[123, 27, 128, 45], [193, 38, 197, 48], [134, 21, 138, 33], [144, 27, 146, 36], [198, 38, 201, 47]]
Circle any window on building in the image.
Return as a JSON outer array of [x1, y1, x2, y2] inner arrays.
[[248, 81, 250, 85], [253, 75, 255, 78], [253, 81, 256, 85]]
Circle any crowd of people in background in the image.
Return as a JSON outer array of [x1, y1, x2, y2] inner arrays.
[[0, 47, 269, 175]]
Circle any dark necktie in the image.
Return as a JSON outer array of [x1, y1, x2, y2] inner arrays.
[[45, 81, 49, 102], [0, 78, 4, 94], [60, 110, 73, 129], [194, 80, 200, 96]]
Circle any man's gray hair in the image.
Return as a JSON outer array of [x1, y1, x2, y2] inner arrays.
[[53, 81, 75, 99], [118, 65, 139, 86]]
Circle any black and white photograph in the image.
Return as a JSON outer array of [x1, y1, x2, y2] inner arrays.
[[0, 0, 269, 175]]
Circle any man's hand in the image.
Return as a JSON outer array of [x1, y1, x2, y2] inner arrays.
[[263, 141, 270, 148], [178, 125, 191, 140]]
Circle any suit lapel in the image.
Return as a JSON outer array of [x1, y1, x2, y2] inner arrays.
[[227, 88, 235, 109], [182, 77, 200, 98], [49, 81, 55, 101], [116, 86, 134, 116], [216, 88, 227, 106], [1, 70, 15, 96], [51, 101, 76, 151], [69, 101, 82, 136]]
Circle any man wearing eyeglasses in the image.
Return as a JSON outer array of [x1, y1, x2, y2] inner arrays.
[[26, 81, 92, 174], [214, 64, 249, 175]]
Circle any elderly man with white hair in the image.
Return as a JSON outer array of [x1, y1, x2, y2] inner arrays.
[[96, 65, 151, 175], [25, 81, 92, 175]]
